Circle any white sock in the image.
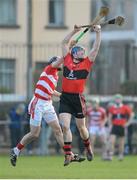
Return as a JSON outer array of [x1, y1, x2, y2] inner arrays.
[[14, 147, 20, 156]]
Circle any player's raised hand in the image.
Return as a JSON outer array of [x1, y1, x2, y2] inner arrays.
[[74, 25, 81, 33], [93, 25, 101, 33]]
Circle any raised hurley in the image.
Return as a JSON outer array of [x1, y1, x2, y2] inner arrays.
[[75, 6, 109, 42]]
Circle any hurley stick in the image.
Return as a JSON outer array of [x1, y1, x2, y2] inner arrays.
[[75, 6, 109, 42]]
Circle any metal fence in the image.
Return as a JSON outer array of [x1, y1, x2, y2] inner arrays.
[[1, 41, 137, 96]]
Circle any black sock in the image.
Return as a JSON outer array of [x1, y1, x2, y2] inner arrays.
[[83, 138, 90, 148], [63, 142, 72, 155]]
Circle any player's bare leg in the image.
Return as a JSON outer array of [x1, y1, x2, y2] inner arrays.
[[118, 137, 125, 161], [59, 113, 73, 166], [59, 113, 72, 142], [48, 120, 85, 165], [10, 125, 41, 167], [99, 135, 108, 160], [89, 134, 96, 152], [108, 134, 116, 160], [21, 125, 41, 145], [76, 118, 94, 161], [59, 113, 85, 166], [48, 120, 64, 147]]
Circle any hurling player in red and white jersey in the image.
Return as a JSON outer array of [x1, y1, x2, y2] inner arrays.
[[10, 56, 84, 167], [86, 98, 107, 160], [108, 94, 132, 161], [59, 24, 101, 166]]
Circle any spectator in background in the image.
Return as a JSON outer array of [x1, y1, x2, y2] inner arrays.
[[86, 98, 107, 160], [9, 103, 25, 148], [108, 94, 132, 161]]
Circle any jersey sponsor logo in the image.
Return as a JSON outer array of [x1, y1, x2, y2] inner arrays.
[[68, 70, 76, 79]]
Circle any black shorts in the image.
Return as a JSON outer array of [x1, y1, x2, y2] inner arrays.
[[111, 125, 125, 137], [59, 92, 86, 118]]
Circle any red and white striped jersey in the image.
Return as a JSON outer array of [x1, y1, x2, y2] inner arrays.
[[34, 65, 58, 101], [87, 107, 106, 126]]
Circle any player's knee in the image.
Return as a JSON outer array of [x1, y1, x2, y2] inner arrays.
[[54, 127, 62, 136], [62, 125, 70, 133]]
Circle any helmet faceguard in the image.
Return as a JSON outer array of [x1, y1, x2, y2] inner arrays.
[[71, 46, 85, 62]]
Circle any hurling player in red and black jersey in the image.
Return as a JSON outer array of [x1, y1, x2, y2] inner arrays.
[[59, 24, 101, 166], [108, 94, 132, 161]]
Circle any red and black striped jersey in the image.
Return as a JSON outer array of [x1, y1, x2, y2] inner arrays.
[[62, 53, 94, 93], [108, 104, 132, 126]]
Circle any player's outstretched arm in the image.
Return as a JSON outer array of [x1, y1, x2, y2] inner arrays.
[[88, 25, 101, 62], [61, 25, 81, 57]]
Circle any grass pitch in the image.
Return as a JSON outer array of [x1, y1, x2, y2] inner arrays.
[[0, 155, 137, 179]]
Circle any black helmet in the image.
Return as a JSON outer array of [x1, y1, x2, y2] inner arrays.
[[48, 56, 60, 65], [48, 56, 62, 71]]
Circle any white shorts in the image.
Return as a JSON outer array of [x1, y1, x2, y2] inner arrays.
[[89, 126, 106, 136], [28, 96, 58, 126]]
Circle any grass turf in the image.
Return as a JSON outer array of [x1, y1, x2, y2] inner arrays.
[[0, 155, 137, 179]]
